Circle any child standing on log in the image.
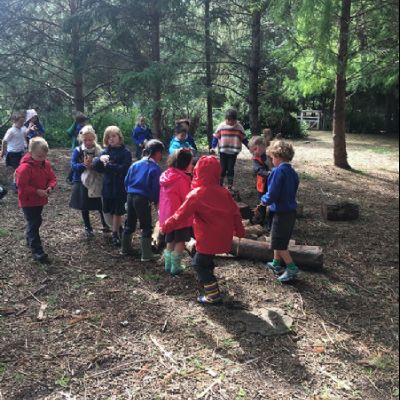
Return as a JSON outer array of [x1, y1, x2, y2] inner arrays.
[[161, 156, 245, 305], [122, 140, 165, 262], [211, 109, 249, 190], [15, 138, 57, 263], [261, 141, 300, 283], [93, 126, 132, 247], [159, 148, 194, 275]]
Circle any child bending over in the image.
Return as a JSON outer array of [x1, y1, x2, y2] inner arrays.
[[16, 138, 57, 263], [169, 123, 194, 155], [261, 141, 300, 283], [123, 140, 164, 262], [160, 149, 194, 275], [161, 156, 245, 305]]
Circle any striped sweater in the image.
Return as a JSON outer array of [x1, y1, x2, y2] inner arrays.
[[212, 122, 249, 155]]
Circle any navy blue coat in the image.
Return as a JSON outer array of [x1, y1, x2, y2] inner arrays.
[[93, 146, 132, 200]]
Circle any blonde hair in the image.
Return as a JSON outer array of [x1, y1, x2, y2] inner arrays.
[[249, 136, 266, 151], [79, 125, 102, 152], [29, 137, 49, 154], [103, 126, 124, 147], [267, 140, 295, 162]]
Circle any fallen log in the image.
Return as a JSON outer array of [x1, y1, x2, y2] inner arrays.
[[231, 238, 323, 269], [322, 201, 360, 221], [245, 225, 267, 239], [258, 236, 296, 247]]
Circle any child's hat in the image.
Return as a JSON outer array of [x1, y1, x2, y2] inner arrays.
[[25, 109, 38, 124], [145, 139, 165, 156]]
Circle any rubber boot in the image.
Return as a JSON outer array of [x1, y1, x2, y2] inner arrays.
[[197, 281, 223, 305], [171, 252, 185, 276], [121, 232, 135, 256], [141, 237, 160, 262], [164, 250, 172, 273]]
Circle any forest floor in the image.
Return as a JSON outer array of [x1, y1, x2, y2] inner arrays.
[[0, 131, 399, 400]]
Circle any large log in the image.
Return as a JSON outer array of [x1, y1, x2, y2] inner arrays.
[[231, 238, 323, 269], [322, 201, 360, 221]]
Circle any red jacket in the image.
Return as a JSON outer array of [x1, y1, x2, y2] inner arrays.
[[16, 153, 57, 208], [162, 156, 245, 255], [159, 168, 193, 230]]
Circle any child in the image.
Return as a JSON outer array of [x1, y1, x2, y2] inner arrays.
[[69, 125, 108, 237], [1, 112, 27, 171], [132, 116, 153, 160], [161, 156, 245, 305], [169, 123, 194, 155], [25, 109, 45, 143], [122, 140, 164, 261], [249, 136, 272, 200], [261, 140, 300, 283], [93, 126, 132, 247], [66, 112, 89, 151], [177, 118, 198, 154], [211, 109, 249, 190], [15, 137, 57, 263], [159, 149, 194, 275]]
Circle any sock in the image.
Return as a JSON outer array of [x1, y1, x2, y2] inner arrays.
[[287, 262, 298, 272], [272, 259, 281, 267]]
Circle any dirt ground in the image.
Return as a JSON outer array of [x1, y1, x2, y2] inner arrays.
[[0, 131, 399, 400]]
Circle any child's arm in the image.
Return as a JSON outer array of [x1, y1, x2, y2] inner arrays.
[[105, 150, 132, 174], [161, 191, 198, 234], [149, 168, 162, 205], [16, 166, 39, 197], [71, 148, 85, 173], [261, 170, 283, 206], [253, 159, 270, 178], [0, 140, 7, 158]]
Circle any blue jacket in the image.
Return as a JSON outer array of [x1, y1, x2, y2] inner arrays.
[[125, 158, 162, 204], [132, 125, 153, 146], [186, 134, 198, 151], [70, 147, 86, 183], [261, 163, 299, 213], [93, 146, 132, 199], [169, 137, 193, 155]]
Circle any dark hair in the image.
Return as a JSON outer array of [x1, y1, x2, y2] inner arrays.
[[75, 112, 88, 124], [144, 139, 165, 157], [168, 148, 193, 170], [175, 123, 188, 134], [225, 109, 238, 121]]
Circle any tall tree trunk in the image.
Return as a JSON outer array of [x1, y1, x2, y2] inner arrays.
[[333, 0, 352, 169], [70, 0, 85, 112], [150, 0, 162, 138], [249, 7, 263, 136], [205, 0, 213, 147]]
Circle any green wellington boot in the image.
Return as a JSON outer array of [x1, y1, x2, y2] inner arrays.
[[164, 250, 172, 273], [170, 252, 186, 276], [141, 237, 161, 262]]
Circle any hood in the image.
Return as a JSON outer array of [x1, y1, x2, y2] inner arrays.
[[20, 153, 46, 168], [160, 168, 190, 189], [192, 156, 221, 189], [25, 109, 38, 124]]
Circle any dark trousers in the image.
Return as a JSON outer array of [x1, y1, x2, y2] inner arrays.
[[220, 153, 238, 181], [136, 145, 144, 160], [192, 253, 216, 284], [23, 207, 44, 254], [124, 194, 152, 238]]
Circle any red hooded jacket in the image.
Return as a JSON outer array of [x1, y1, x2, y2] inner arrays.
[[16, 153, 57, 208], [162, 156, 245, 255]]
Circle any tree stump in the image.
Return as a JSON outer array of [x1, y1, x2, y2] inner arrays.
[[237, 202, 254, 220], [322, 201, 360, 221]]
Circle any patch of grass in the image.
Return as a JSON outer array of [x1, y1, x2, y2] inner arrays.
[[236, 388, 247, 399], [0, 363, 6, 374], [55, 374, 71, 388], [0, 228, 9, 238], [369, 355, 398, 371], [370, 147, 399, 156], [190, 357, 204, 370], [143, 273, 161, 282], [222, 338, 238, 349], [299, 172, 316, 181]]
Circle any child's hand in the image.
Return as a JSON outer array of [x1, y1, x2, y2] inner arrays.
[[209, 148, 216, 155], [84, 155, 93, 168], [37, 189, 49, 198], [46, 187, 53, 196], [100, 155, 110, 165]]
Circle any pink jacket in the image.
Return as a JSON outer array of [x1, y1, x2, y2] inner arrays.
[[159, 168, 193, 230]]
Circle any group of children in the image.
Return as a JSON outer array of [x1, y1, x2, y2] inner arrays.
[[1, 108, 301, 304]]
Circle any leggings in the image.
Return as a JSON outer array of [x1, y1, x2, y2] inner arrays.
[[220, 153, 238, 180]]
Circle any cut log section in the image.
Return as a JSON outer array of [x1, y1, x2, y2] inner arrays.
[[231, 238, 323, 269], [237, 202, 254, 220], [322, 201, 360, 221]]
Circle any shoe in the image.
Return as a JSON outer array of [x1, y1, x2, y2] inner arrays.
[[171, 252, 186, 276], [121, 232, 136, 256], [164, 250, 172, 273], [112, 233, 121, 248], [266, 261, 285, 275], [85, 227, 95, 238], [278, 266, 300, 283], [141, 238, 160, 262], [197, 281, 223, 305], [33, 252, 49, 263]]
